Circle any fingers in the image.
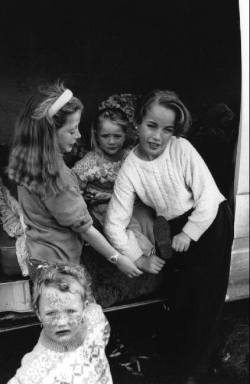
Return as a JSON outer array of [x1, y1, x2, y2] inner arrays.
[[172, 236, 190, 252], [129, 266, 143, 278], [134, 269, 143, 276], [172, 241, 185, 252], [154, 256, 166, 267], [149, 265, 162, 274], [127, 269, 143, 278], [150, 258, 165, 274]]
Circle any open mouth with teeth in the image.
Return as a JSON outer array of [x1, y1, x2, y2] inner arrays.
[[149, 143, 160, 149]]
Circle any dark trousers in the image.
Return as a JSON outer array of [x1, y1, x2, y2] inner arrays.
[[164, 201, 234, 375]]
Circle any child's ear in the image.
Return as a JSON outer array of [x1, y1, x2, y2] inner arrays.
[[83, 300, 89, 309]]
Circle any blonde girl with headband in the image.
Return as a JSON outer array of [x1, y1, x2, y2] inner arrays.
[[104, 89, 233, 382], [7, 264, 113, 384], [8, 82, 143, 279]]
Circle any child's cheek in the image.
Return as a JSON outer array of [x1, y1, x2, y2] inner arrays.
[[42, 314, 83, 327], [70, 314, 83, 326]]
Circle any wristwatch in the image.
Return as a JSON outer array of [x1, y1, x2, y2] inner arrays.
[[109, 252, 119, 264]]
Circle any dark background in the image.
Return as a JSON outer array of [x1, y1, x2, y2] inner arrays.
[[0, 0, 241, 146]]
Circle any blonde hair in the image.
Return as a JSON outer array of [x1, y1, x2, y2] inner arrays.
[[8, 82, 83, 195], [91, 108, 135, 157], [32, 263, 94, 312]]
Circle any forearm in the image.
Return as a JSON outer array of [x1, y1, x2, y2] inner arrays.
[[80, 225, 117, 260], [104, 188, 143, 261]]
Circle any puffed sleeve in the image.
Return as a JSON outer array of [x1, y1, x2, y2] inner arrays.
[[43, 165, 93, 233], [44, 187, 93, 233]]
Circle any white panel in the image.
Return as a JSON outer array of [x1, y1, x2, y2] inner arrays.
[[234, 0, 249, 195], [0, 280, 32, 312], [234, 194, 250, 238], [227, 236, 249, 301]]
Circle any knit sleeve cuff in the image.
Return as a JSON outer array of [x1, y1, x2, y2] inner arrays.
[[182, 221, 204, 242]]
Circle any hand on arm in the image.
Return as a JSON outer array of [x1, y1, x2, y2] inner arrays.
[[80, 226, 143, 277], [116, 254, 143, 277], [172, 231, 191, 252]]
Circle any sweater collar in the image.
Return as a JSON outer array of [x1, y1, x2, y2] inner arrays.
[[39, 325, 85, 352], [132, 137, 174, 163]]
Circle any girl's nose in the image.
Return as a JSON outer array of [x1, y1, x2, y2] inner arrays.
[[152, 130, 161, 140], [75, 128, 81, 139], [108, 136, 115, 144]]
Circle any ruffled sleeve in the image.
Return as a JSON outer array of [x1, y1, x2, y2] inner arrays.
[[84, 303, 111, 348], [72, 152, 98, 191]]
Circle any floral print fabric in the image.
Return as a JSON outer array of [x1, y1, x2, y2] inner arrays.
[[72, 151, 129, 226], [7, 304, 113, 384]]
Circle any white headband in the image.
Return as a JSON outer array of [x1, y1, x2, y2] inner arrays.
[[48, 89, 73, 117]]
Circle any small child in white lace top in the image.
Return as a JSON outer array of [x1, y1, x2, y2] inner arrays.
[[7, 264, 113, 384]]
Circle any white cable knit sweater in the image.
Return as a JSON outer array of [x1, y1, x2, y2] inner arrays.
[[104, 137, 225, 261]]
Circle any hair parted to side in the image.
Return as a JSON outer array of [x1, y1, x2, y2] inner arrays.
[[32, 263, 94, 313], [8, 81, 83, 195], [91, 107, 133, 154], [134, 89, 192, 136]]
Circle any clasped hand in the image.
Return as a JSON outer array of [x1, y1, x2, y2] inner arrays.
[[116, 254, 143, 278], [172, 231, 191, 252]]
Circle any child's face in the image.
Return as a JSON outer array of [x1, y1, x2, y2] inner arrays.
[[57, 110, 82, 153], [38, 281, 85, 346], [137, 104, 175, 160], [97, 119, 126, 157]]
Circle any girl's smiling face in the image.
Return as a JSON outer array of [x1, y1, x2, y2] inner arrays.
[[56, 110, 82, 153], [137, 104, 176, 160], [97, 119, 126, 160], [38, 282, 85, 346]]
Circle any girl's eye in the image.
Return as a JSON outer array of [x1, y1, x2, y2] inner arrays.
[[46, 311, 56, 317], [163, 127, 174, 133], [70, 126, 78, 134], [67, 309, 76, 314]]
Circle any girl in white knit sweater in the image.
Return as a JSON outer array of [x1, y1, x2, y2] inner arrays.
[[104, 90, 233, 383], [7, 264, 113, 384]]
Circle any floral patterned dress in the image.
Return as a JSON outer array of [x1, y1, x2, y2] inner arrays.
[[72, 150, 130, 227]]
